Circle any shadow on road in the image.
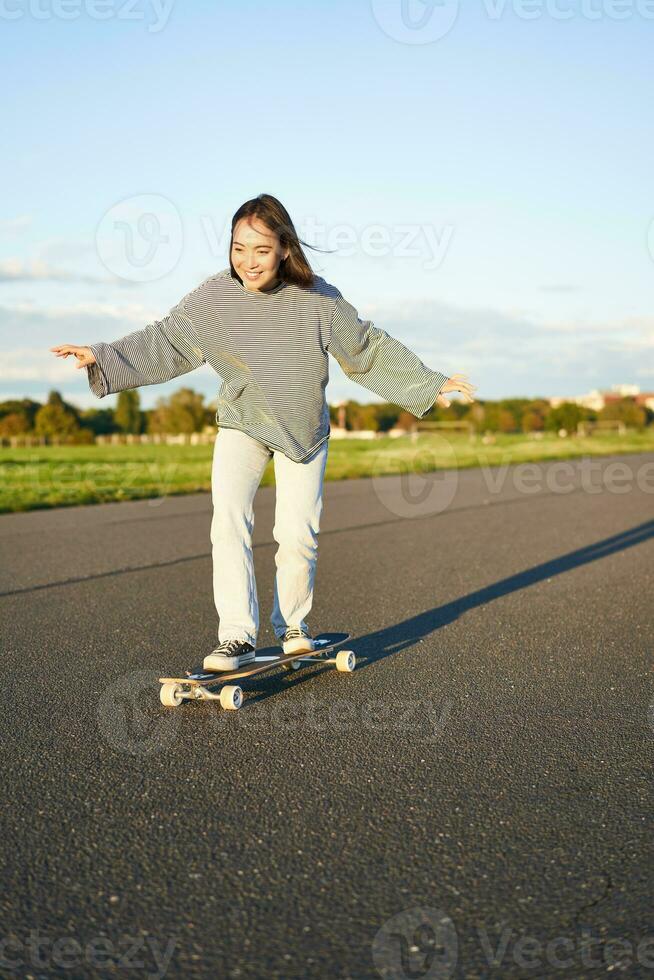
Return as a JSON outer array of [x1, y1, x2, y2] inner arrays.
[[349, 518, 654, 670]]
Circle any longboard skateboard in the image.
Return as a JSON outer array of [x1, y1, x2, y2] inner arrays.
[[159, 632, 354, 709]]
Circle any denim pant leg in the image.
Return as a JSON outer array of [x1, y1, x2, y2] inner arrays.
[[211, 427, 272, 647], [270, 440, 329, 640]]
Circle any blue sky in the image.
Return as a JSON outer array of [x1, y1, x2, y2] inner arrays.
[[1, 0, 653, 410]]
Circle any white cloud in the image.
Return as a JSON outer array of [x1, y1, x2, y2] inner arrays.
[[0, 216, 32, 235], [0, 258, 128, 285], [0, 300, 159, 322], [38, 239, 96, 264], [0, 348, 76, 382], [1, 296, 652, 403], [0, 300, 216, 409], [367, 298, 654, 397]]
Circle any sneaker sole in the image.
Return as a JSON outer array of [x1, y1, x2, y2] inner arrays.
[[282, 638, 316, 655], [203, 651, 256, 672]]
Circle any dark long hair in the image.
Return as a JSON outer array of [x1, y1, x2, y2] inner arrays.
[[229, 194, 326, 289]]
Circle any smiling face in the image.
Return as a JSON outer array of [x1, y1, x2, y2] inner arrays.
[[230, 217, 289, 292]]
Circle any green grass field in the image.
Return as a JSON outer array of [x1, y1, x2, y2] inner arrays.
[[1, 430, 653, 514]]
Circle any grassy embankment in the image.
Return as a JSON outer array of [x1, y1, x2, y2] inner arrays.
[[1, 430, 653, 514]]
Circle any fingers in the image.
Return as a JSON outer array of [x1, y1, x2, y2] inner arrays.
[[50, 345, 94, 368], [50, 345, 78, 358], [436, 372, 477, 410], [443, 374, 478, 400]]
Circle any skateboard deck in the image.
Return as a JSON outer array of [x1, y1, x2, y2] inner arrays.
[[159, 632, 354, 709]]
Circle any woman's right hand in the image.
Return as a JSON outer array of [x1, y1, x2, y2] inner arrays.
[[50, 345, 96, 369], [436, 373, 477, 408]]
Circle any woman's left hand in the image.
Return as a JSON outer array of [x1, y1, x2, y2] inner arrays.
[[435, 373, 477, 408]]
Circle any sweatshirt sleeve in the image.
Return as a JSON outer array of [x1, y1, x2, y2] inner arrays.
[[85, 300, 205, 398], [326, 292, 449, 418]]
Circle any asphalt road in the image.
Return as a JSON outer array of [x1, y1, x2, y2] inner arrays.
[[1, 451, 653, 979]]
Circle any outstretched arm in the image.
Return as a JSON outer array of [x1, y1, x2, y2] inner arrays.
[[50, 300, 205, 398], [327, 292, 475, 417]]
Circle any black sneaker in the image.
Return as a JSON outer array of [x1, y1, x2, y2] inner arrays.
[[282, 627, 316, 655], [203, 639, 256, 672]]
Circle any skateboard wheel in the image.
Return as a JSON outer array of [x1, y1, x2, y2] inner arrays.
[[220, 685, 243, 710], [336, 650, 356, 673], [160, 682, 184, 707], [290, 659, 303, 671]]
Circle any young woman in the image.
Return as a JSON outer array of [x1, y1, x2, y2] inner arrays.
[[51, 194, 476, 671]]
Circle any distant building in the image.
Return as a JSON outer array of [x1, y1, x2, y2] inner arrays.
[[549, 385, 654, 411]]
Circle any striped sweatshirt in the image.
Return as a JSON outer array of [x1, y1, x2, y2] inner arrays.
[[86, 268, 449, 462]]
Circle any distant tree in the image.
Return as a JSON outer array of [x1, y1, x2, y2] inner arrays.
[[115, 389, 142, 434], [395, 410, 417, 431], [374, 404, 401, 432], [34, 391, 81, 440], [498, 409, 516, 433], [344, 400, 378, 431], [80, 407, 118, 436], [482, 402, 501, 432], [448, 400, 471, 421], [423, 401, 458, 423], [545, 402, 585, 433], [147, 388, 206, 434], [600, 398, 646, 430], [522, 410, 545, 433], [204, 400, 218, 429], [498, 399, 531, 431], [0, 412, 30, 436], [0, 398, 41, 431], [530, 398, 552, 417]]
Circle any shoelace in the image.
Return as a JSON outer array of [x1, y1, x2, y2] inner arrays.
[[214, 638, 248, 655], [285, 628, 307, 640]]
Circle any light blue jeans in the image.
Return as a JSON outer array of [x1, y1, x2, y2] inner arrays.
[[210, 426, 329, 646]]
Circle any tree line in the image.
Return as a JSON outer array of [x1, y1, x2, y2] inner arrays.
[[0, 388, 650, 443], [0, 389, 210, 443], [331, 396, 651, 434]]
